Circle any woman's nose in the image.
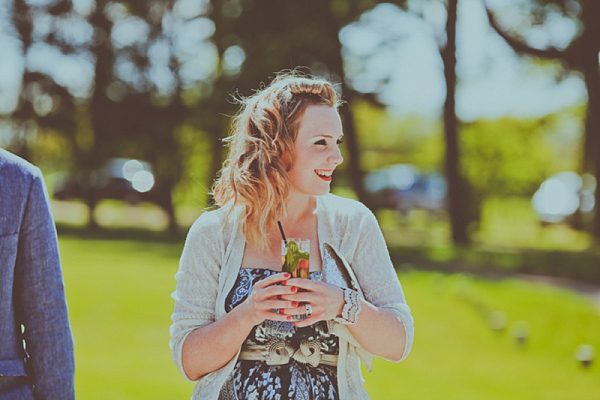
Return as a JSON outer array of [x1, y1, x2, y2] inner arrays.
[[329, 146, 343, 165]]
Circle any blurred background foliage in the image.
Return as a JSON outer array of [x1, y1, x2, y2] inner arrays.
[[1, 0, 600, 397], [1, 0, 595, 243]]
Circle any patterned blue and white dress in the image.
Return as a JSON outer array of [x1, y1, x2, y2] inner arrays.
[[219, 269, 340, 400]]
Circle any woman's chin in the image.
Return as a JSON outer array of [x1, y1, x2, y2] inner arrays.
[[290, 182, 332, 197], [315, 187, 331, 196]]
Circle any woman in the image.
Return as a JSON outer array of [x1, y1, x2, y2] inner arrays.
[[170, 71, 414, 399]]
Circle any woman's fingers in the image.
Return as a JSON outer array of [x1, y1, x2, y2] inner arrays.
[[279, 303, 312, 316], [246, 276, 343, 326], [277, 279, 346, 324], [285, 278, 319, 291], [277, 278, 324, 303], [252, 283, 298, 302], [279, 291, 318, 303], [243, 272, 294, 325], [257, 299, 299, 311], [254, 272, 291, 289], [259, 310, 295, 322]]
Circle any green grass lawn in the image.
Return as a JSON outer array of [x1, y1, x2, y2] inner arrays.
[[58, 235, 600, 399], [59, 237, 194, 399], [363, 273, 600, 399]]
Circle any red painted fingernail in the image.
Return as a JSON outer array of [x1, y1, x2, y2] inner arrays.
[[287, 315, 292, 321], [291, 286, 297, 293], [282, 280, 287, 286], [292, 301, 298, 307], [284, 273, 291, 279]]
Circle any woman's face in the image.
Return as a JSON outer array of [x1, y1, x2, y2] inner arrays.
[[288, 105, 344, 196]]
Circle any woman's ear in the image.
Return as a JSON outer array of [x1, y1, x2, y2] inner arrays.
[[280, 150, 292, 171]]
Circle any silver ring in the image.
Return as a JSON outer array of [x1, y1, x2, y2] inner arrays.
[[305, 304, 313, 317]]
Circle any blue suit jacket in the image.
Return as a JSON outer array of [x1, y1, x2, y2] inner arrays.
[[0, 149, 75, 399]]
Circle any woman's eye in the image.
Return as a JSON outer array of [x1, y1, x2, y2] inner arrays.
[[315, 138, 343, 146]]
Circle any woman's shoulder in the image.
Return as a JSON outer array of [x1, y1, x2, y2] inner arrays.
[[188, 203, 243, 237]]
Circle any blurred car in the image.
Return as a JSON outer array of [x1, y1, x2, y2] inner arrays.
[[364, 164, 448, 214], [53, 158, 165, 206], [532, 171, 596, 224]]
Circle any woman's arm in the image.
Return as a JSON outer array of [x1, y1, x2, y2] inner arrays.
[[345, 299, 407, 361], [344, 207, 414, 361], [181, 273, 299, 380], [181, 301, 254, 380]]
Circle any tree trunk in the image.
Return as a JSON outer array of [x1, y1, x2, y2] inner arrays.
[[88, 2, 113, 171], [581, 57, 600, 236], [86, 198, 99, 230], [441, 0, 469, 244], [160, 180, 178, 236], [577, 2, 600, 238], [575, 2, 598, 175]]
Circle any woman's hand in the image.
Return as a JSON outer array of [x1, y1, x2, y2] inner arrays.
[[240, 272, 302, 326], [280, 278, 345, 328]]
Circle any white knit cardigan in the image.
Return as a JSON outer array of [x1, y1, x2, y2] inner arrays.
[[170, 194, 414, 399]]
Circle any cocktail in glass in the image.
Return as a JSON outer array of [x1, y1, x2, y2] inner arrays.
[[281, 239, 310, 321], [281, 238, 310, 279]]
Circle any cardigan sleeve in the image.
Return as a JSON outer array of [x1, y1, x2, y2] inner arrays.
[[347, 206, 414, 362], [169, 212, 224, 381]]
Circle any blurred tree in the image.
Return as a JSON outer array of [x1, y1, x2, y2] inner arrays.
[[354, 101, 575, 198], [484, 0, 600, 236], [440, 0, 471, 244], [462, 116, 563, 197], [4, 0, 478, 241], [352, 100, 444, 171], [8, 0, 78, 166], [4, 0, 211, 233], [85, 0, 189, 233], [7, 0, 415, 229]]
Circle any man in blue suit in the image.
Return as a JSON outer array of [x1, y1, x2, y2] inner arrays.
[[0, 149, 75, 399]]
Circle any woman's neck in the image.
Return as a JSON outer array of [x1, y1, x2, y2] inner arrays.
[[280, 193, 317, 228]]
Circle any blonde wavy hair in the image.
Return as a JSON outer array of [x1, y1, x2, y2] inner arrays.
[[212, 71, 341, 252]]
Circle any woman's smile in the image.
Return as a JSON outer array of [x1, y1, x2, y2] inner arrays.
[[315, 169, 333, 182]]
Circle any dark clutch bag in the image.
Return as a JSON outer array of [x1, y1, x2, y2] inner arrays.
[[321, 242, 359, 292]]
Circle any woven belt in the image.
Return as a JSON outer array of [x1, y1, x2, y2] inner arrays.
[[239, 340, 338, 367]]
